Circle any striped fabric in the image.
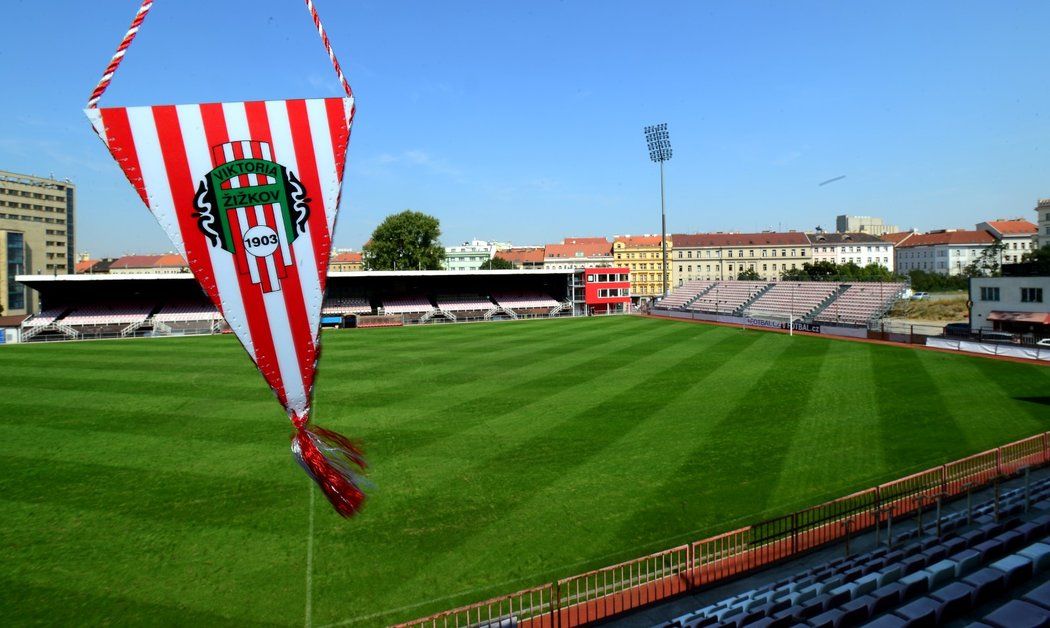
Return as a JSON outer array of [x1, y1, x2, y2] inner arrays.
[[85, 97, 353, 422]]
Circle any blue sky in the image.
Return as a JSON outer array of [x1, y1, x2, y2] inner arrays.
[[1, 1, 1047, 257]]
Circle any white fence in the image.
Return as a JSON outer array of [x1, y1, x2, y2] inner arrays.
[[927, 337, 1050, 362]]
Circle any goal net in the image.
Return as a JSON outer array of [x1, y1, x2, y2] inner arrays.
[[742, 308, 799, 334]]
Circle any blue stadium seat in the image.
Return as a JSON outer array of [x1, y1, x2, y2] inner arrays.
[[929, 581, 976, 622], [868, 583, 905, 614], [952, 549, 983, 577], [1022, 581, 1050, 610], [900, 555, 927, 575], [983, 600, 1050, 628], [1020, 543, 1050, 573], [943, 537, 968, 556], [921, 545, 948, 564], [893, 596, 939, 627], [962, 567, 1007, 606], [807, 608, 844, 628], [877, 564, 903, 587], [839, 595, 874, 626], [861, 615, 908, 627], [973, 538, 1007, 563], [989, 554, 1034, 589]]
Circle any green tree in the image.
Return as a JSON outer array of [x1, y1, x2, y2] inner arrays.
[[1022, 244, 1050, 274], [964, 241, 1006, 277], [480, 256, 514, 270], [362, 210, 445, 270], [780, 266, 809, 281], [737, 267, 761, 280]]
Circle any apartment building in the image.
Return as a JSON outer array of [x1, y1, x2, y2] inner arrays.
[[612, 235, 673, 298], [807, 232, 894, 271], [0, 170, 75, 315], [672, 232, 812, 283]]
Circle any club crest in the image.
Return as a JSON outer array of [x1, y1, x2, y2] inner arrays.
[[193, 140, 310, 293]]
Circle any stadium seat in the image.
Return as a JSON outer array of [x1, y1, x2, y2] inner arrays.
[[893, 596, 939, 627], [929, 581, 976, 622], [983, 600, 1050, 628], [989, 554, 1034, 589], [962, 568, 1007, 606], [1023, 581, 1050, 610], [1019, 543, 1050, 573]]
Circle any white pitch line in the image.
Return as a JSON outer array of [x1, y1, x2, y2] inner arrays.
[[305, 484, 316, 628]]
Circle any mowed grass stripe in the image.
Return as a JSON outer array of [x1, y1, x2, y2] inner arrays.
[[2, 316, 1050, 627]]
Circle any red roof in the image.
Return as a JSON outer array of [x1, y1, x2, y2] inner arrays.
[[880, 231, 916, 245], [982, 219, 1037, 235], [896, 230, 996, 248], [614, 235, 666, 246], [75, 259, 98, 273], [331, 251, 362, 263], [496, 247, 544, 264], [110, 254, 187, 269], [544, 242, 613, 259], [671, 232, 810, 247]]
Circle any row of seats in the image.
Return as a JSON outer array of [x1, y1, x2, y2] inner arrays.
[[748, 283, 839, 319], [435, 295, 495, 311], [657, 281, 907, 326], [688, 282, 769, 314], [60, 303, 154, 326], [154, 302, 222, 322], [814, 284, 906, 326], [490, 292, 561, 309], [322, 296, 372, 315], [660, 477, 1050, 628], [661, 281, 717, 308]]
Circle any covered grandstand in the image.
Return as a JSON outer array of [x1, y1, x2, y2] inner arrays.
[[13, 269, 598, 342]]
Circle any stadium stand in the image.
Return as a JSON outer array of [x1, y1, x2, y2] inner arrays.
[[747, 282, 841, 319], [653, 479, 1050, 628], [687, 281, 770, 315], [381, 296, 434, 314], [60, 303, 153, 327], [435, 295, 497, 319], [322, 296, 372, 316], [21, 307, 67, 327], [491, 291, 562, 317], [815, 283, 907, 326], [661, 281, 717, 309], [153, 301, 222, 322]]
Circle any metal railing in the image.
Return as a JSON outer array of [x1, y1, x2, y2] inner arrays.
[[395, 432, 1050, 628]]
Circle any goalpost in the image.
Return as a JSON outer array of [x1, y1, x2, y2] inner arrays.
[[742, 308, 798, 336]]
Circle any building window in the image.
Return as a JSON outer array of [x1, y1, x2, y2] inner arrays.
[[1022, 288, 1044, 303], [7, 232, 25, 310], [980, 287, 1000, 301]]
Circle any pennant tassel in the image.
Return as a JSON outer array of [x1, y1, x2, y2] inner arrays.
[[292, 421, 368, 517]]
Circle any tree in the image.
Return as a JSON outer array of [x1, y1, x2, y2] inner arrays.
[[480, 256, 514, 270], [964, 241, 1006, 277], [737, 267, 761, 280], [362, 210, 445, 270], [1022, 244, 1050, 274], [780, 266, 809, 281]]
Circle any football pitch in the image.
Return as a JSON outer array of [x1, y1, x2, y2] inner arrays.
[[3, 315, 1050, 626]]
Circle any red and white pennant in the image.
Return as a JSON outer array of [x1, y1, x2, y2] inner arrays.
[[85, 1, 366, 516]]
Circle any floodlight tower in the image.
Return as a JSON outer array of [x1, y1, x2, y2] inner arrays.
[[645, 123, 672, 298]]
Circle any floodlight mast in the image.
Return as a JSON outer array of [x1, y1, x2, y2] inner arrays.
[[644, 123, 672, 298]]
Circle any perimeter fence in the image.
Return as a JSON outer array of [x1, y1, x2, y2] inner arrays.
[[396, 432, 1050, 628]]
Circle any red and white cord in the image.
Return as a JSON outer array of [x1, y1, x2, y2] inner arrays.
[[87, 0, 354, 113], [86, 0, 153, 109]]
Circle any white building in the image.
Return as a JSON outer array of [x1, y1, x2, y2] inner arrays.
[[807, 232, 894, 271], [835, 215, 899, 236], [894, 230, 998, 276], [443, 239, 505, 271], [1036, 199, 1050, 249], [977, 219, 1037, 264], [970, 274, 1050, 337]]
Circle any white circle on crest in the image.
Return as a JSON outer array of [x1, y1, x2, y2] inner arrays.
[[243, 225, 279, 257]]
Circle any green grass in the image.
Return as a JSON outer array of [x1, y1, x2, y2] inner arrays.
[[2, 316, 1050, 626]]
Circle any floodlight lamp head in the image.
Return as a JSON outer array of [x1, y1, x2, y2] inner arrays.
[[644, 123, 672, 163]]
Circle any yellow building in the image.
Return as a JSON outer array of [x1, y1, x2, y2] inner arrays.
[[0, 170, 75, 315], [613, 235, 673, 298], [330, 251, 363, 272]]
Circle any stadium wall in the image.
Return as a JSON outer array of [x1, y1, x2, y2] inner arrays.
[[648, 309, 869, 339]]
